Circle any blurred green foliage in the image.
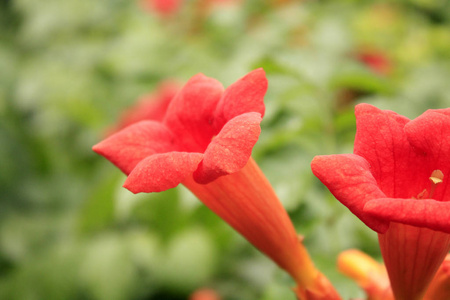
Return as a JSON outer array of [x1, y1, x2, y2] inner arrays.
[[0, 0, 449, 299]]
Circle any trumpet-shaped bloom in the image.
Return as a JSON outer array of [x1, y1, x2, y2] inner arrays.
[[94, 69, 266, 182], [312, 104, 450, 300], [338, 249, 393, 300], [93, 69, 340, 299]]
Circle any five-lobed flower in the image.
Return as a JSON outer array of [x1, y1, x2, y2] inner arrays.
[[93, 69, 340, 299], [312, 104, 450, 300]]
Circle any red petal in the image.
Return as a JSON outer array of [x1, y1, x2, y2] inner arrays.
[[213, 68, 267, 131], [92, 121, 176, 175], [118, 80, 179, 128], [405, 109, 450, 194], [124, 152, 204, 193], [406, 110, 450, 160], [364, 198, 450, 233], [193, 112, 262, 184], [164, 74, 224, 152], [353, 103, 429, 199], [311, 154, 389, 233], [433, 108, 450, 118]]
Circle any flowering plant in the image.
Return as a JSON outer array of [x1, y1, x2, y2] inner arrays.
[[93, 69, 340, 299], [312, 104, 450, 300]]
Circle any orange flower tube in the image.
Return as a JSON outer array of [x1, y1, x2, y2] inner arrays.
[[183, 157, 338, 299], [94, 69, 340, 299], [312, 104, 450, 300]]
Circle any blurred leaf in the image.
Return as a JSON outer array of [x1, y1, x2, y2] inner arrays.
[[154, 228, 217, 293], [78, 173, 118, 234]]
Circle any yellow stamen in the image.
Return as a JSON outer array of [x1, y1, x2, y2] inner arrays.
[[429, 170, 444, 198], [430, 170, 444, 185]]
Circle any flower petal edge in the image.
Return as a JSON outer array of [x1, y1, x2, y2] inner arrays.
[[311, 153, 389, 233], [213, 68, 267, 131], [92, 121, 176, 175], [124, 152, 204, 193], [364, 198, 450, 234], [193, 112, 262, 184]]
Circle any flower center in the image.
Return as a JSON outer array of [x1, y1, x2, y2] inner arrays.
[[416, 170, 444, 199]]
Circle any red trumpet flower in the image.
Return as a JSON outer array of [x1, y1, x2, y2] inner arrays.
[[94, 69, 266, 183], [312, 104, 450, 300], [93, 69, 340, 299]]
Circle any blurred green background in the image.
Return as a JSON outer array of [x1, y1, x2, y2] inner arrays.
[[1, 0, 449, 299]]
